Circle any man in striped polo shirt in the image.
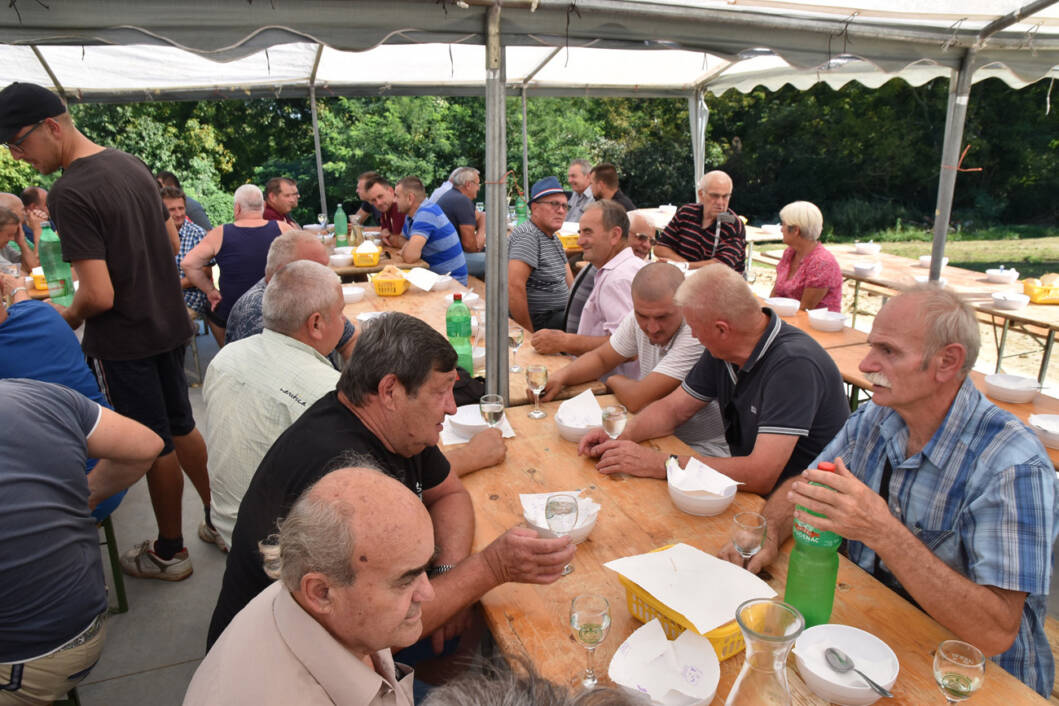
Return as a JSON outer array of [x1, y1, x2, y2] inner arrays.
[[654, 170, 746, 273], [391, 176, 468, 286], [508, 176, 574, 331]]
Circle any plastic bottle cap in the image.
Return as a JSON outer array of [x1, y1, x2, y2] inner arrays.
[[453, 293, 462, 301], [818, 462, 836, 472]]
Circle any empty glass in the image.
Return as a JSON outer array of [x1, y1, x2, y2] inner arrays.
[[509, 325, 524, 373], [731, 512, 767, 569], [934, 640, 985, 703], [569, 594, 610, 688], [526, 365, 548, 419], [545, 493, 578, 576]]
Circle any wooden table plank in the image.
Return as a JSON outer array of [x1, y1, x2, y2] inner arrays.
[[775, 309, 870, 350], [461, 395, 1045, 703]]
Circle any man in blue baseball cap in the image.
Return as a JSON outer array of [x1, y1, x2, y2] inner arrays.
[[507, 176, 574, 331]]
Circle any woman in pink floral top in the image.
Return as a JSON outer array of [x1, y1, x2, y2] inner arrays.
[[769, 201, 842, 312]]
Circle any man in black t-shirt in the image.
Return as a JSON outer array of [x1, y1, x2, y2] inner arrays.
[[580, 263, 848, 495], [0, 82, 215, 581], [207, 313, 575, 652]]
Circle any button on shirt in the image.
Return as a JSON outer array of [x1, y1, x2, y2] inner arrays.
[[809, 376, 1059, 697], [578, 246, 644, 379]]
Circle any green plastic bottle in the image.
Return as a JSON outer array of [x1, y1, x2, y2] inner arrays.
[[37, 224, 75, 307], [445, 293, 474, 373], [334, 203, 349, 248], [514, 195, 528, 225], [783, 461, 842, 627]]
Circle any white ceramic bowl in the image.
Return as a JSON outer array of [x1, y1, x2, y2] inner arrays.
[[555, 415, 602, 443], [913, 275, 948, 287], [766, 297, 800, 317], [918, 254, 949, 268], [1028, 414, 1059, 449], [446, 291, 480, 305], [329, 253, 353, 267], [984, 373, 1038, 404], [667, 482, 737, 516], [794, 624, 899, 706], [991, 291, 1029, 310], [986, 267, 1020, 283], [333, 245, 354, 255], [761, 223, 782, 234], [524, 501, 599, 544], [807, 309, 848, 333], [342, 284, 365, 304], [854, 242, 881, 255], [447, 403, 497, 437], [852, 260, 880, 276]]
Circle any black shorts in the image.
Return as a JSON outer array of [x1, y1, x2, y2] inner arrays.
[[89, 347, 196, 456], [203, 307, 228, 328]]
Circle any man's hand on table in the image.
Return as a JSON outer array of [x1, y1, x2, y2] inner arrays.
[[718, 532, 780, 574], [530, 328, 567, 355], [588, 439, 668, 479], [537, 375, 566, 404], [480, 527, 574, 585], [465, 428, 506, 468], [789, 456, 897, 547]]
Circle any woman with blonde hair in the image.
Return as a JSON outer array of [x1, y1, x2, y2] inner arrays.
[[769, 200, 842, 311]]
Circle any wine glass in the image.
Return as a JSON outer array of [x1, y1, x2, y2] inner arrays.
[[934, 640, 985, 703], [526, 365, 548, 419], [509, 325, 524, 373], [545, 494, 578, 576], [570, 594, 611, 689], [479, 394, 504, 429], [731, 512, 767, 569], [316, 212, 327, 226], [601, 404, 628, 440]]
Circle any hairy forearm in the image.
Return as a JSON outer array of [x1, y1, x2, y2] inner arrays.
[[429, 492, 475, 566], [87, 458, 151, 510], [607, 375, 656, 412], [418, 552, 499, 635], [624, 398, 681, 442], [183, 258, 214, 293], [508, 286, 533, 331]]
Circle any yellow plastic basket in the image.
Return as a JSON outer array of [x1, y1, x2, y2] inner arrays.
[[1023, 279, 1059, 304], [353, 249, 381, 267], [370, 275, 409, 296], [617, 547, 746, 662], [558, 233, 580, 249]]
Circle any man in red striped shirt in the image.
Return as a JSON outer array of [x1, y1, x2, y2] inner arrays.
[[654, 170, 746, 274]]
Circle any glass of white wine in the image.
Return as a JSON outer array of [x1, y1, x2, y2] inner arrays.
[[479, 394, 504, 429], [545, 494, 578, 576], [316, 212, 327, 226], [731, 511, 767, 569], [509, 325, 524, 373], [601, 404, 628, 440], [526, 365, 548, 419], [934, 640, 985, 703], [570, 594, 611, 689]]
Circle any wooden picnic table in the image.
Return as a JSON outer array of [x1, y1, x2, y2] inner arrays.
[[460, 394, 1046, 704], [341, 276, 605, 407], [329, 246, 428, 278]]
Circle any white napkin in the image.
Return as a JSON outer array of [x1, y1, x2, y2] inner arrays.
[[666, 456, 741, 496], [439, 415, 515, 445], [559, 221, 580, 235], [404, 267, 441, 291], [355, 240, 379, 253], [608, 619, 720, 705], [605, 543, 777, 634], [556, 388, 603, 427], [519, 491, 600, 531]]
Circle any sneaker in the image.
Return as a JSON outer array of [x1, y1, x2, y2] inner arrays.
[[119, 541, 193, 581], [198, 521, 228, 552]]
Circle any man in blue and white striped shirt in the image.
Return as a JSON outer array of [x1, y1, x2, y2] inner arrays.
[[392, 176, 468, 286], [724, 285, 1059, 697]]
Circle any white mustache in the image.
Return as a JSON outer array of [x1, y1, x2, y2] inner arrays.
[[864, 371, 892, 388]]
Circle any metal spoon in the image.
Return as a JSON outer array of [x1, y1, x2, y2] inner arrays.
[[824, 647, 894, 698]]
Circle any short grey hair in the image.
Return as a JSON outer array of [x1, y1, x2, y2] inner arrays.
[[234, 183, 264, 214], [265, 229, 324, 280], [262, 260, 341, 336], [260, 461, 381, 591], [902, 285, 980, 375], [779, 200, 824, 241], [697, 169, 732, 192], [338, 312, 457, 406], [0, 206, 19, 228], [675, 262, 760, 328], [569, 159, 592, 175], [451, 167, 480, 187]]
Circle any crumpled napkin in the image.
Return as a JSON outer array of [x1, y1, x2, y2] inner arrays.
[[666, 456, 741, 496], [608, 619, 720, 705], [556, 388, 603, 427]]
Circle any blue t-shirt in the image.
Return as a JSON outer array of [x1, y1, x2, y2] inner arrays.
[[403, 200, 469, 285], [0, 300, 123, 520], [0, 379, 106, 662]]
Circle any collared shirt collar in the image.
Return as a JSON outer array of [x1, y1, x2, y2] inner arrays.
[[260, 327, 333, 368], [879, 376, 980, 470], [598, 245, 638, 273], [734, 307, 782, 376]]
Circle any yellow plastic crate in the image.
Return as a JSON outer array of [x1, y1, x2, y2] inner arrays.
[[353, 249, 381, 267], [558, 233, 580, 249], [616, 548, 745, 662], [371, 275, 409, 296], [1023, 279, 1059, 304]]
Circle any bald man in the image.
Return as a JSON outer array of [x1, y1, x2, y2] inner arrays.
[[628, 211, 655, 259], [653, 171, 746, 273], [186, 467, 434, 705]]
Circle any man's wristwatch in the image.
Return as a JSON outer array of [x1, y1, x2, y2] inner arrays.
[[427, 564, 455, 578]]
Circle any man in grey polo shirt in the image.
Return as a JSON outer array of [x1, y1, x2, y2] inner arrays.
[[566, 159, 594, 222]]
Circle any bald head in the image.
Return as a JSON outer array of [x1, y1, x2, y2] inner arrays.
[[265, 229, 329, 281], [628, 212, 654, 259], [0, 193, 23, 220], [632, 262, 684, 303], [676, 262, 760, 331], [697, 171, 734, 221]]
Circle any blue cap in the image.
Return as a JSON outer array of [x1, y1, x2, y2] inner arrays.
[[527, 176, 570, 204]]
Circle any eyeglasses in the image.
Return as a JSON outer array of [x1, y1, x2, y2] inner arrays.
[[6, 121, 44, 154], [537, 200, 569, 211]]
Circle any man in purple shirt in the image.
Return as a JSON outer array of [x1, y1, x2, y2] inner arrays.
[[262, 177, 299, 227]]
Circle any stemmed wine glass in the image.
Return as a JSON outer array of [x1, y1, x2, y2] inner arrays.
[[934, 640, 985, 703], [479, 394, 504, 429], [509, 325, 524, 373], [731, 512, 767, 569], [316, 212, 327, 226], [569, 594, 611, 689], [601, 404, 628, 440], [545, 494, 578, 576], [526, 365, 548, 419]]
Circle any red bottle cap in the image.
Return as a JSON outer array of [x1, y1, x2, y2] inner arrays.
[[453, 293, 462, 301], [818, 461, 836, 472]]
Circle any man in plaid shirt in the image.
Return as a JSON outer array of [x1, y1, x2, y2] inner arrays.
[[162, 186, 212, 315]]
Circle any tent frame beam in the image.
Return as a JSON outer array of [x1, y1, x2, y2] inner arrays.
[[308, 44, 328, 218], [485, 1, 510, 399]]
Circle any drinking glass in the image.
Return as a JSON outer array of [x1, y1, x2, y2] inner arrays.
[[316, 212, 327, 226], [526, 365, 548, 419], [509, 325, 524, 373], [570, 594, 610, 689], [731, 512, 767, 569], [479, 394, 504, 429], [545, 493, 578, 576], [470, 302, 486, 348], [934, 640, 985, 703], [601, 404, 628, 440]]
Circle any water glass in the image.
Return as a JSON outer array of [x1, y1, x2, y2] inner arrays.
[[569, 594, 610, 688], [526, 365, 548, 419], [479, 394, 504, 429], [509, 325, 524, 373], [601, 405, 628, 440], [934, 640, 985, 703], [545, 494, 578, 576], [731, 512, 767, 569]]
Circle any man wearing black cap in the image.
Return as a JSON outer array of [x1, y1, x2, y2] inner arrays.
[[0, 82, 214, 582], [507, 176, 574, 331]]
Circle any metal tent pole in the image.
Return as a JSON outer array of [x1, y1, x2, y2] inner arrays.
[[485, 2, 510, 400], [522, 85, 530, 197], [688, 89, 708, 190], [309, 45, 328, 218]]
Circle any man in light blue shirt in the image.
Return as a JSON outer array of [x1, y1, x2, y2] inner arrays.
[[722, 285, 1059, 697], [392, 175, 468, 285]]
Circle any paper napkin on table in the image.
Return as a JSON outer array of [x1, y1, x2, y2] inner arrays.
[[608, 619, 720, 705], [604, 543, 776, 634], [439, 415, 515, 446], [666, 456, 742, 496], [519, 491, 600, 531], [556, 388, 603, 427], [355, 240, 379, 253], [403, 267, 441, 291]]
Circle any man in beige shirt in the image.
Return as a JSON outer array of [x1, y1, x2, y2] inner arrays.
[[184, 467, 435, 705]]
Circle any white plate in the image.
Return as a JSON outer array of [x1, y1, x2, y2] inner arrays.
[[446, 403, 493, 437], [991, 292, 1029, 310], [555, 416, 603, 443], [667, 483, 736, 516], [1029, 414, 1059, 449], [342, 285, 365, 303], [807, 309, 847, 332], [854, 242, 881, 255], [984, 373, 1038, 403], [765, 297, 800, 317], [794, 624, 899, 706], [985, 267, 1019, 283]]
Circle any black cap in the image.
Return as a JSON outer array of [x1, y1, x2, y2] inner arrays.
[[0, 82, 67, 143]]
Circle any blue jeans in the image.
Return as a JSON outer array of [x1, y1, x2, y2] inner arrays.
[[464, 251, 486, 279]]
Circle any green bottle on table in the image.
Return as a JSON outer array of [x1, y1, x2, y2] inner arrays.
[[514, 195, 528, 225], [334, 203, 349, 248], [784, 461, 842, 627], [38, 224, 75, 307], [445, 293, 474, 373]]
